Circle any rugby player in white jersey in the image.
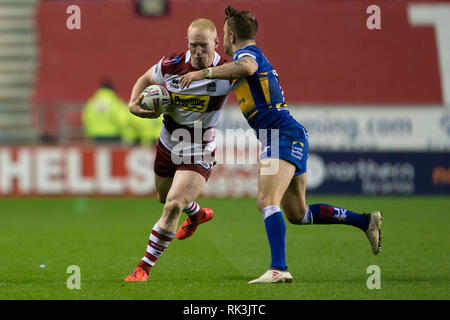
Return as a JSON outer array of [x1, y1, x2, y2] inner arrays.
[[125, 18, 230, 281]]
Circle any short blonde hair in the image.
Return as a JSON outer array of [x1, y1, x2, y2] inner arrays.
[[187, 18, 217, 39]]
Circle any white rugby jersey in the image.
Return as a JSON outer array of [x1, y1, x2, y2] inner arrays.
[[152, 50, 231, 156]]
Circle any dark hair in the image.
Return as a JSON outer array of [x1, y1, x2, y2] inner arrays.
[[224, 6, 258, 40]]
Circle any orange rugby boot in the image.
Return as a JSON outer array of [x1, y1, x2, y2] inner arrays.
[[176, 208, 214, 240], [124, 266, 148, 282]]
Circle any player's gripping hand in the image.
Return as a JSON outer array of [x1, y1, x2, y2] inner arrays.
[[179, 70, 203, 89], [129, 94, 161, 119]]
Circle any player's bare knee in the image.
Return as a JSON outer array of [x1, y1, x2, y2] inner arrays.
[[281, 205, 307, 225], [162, 199, 183, 220], [299, 205, 307, 218], [291, 206, 307, 224], [257, 197, 269, 212], [286, 212, 304, 225], [257, 195, 277, 213], [286, 206, 306, 224], [285, 214, 300, 225]]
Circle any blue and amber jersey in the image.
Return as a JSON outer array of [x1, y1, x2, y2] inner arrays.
[[232, 45, 298, 132]]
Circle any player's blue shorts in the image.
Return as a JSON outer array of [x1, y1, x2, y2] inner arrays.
[[259, 122, 309, 176]]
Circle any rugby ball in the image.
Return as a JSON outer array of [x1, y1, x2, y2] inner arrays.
[[140, 85, 171, 114]]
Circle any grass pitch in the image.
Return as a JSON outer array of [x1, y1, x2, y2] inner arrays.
[[0, 196, 449, 300]]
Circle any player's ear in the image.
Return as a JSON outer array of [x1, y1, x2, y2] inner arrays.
[[230, 31, 236, 44], [214, 37, 219, 49]]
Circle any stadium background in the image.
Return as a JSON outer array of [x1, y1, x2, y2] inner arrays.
[[1, 0, 449, 197], [1, 0, 449, 301]]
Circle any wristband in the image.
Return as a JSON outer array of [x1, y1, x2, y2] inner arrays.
[[203, 67, 213, 79]]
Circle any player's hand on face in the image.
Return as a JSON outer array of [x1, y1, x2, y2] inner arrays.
[[180, 70, 203, 89], [129, 94, 161, 119]]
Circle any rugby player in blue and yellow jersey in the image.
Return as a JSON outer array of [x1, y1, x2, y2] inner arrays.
[[180, 6, 383, 283]]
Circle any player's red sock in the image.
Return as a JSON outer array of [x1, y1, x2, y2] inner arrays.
[[183, 201, 201, 221], [139, 223, 175, 274]]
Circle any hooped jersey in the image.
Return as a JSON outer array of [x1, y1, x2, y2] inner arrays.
[[152, 50, 231, 156], [232, 45, 298, 133]]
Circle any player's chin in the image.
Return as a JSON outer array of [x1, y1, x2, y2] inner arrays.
[[196, 58, 208, 69], [196, 63, 206, 70]]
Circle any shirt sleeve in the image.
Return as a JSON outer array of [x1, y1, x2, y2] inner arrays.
[[152, 58, 165, 85], [233, 50, 259, 67]]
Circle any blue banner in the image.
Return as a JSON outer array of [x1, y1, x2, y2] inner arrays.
[[306, 152, 450, 195]]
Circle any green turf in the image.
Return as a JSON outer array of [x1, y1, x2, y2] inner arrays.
[[0, 196, 449, 300]]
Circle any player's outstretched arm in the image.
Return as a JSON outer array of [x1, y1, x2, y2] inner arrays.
[[179, 56, 258, 89], [129, 65, 161, 119]]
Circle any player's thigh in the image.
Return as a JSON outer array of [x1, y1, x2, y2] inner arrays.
[[281, 172, 307, 224], [257, 158, 296, 211], [164, 169, 206, 209], [154, 174, 173, 203]]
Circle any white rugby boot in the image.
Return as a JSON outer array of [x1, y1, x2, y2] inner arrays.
[[364, 211, 383, 255], [248, 269, 293, 284]]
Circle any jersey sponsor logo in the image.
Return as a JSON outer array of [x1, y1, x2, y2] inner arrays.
[[167, 79, 180, 90], [233, 80, 255, 114], [206, 81, 216, 92], [163, 56, 181, 65], [291, 141, 304, 160], [171, 93, 210, 112]]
